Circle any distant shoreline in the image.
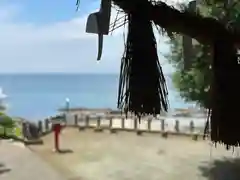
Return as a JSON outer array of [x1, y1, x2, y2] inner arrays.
[[59, 107, 206, 118]]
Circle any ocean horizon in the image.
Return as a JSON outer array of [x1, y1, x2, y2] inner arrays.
[[0, 73, 195, 121]]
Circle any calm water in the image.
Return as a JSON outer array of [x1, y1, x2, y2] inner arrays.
[[0, 74, 193, 121]]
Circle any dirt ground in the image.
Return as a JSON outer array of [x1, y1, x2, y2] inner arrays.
[[29, 128, 240, 180]]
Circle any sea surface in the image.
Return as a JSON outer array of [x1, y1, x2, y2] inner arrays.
[[0, 74, 195, 121]]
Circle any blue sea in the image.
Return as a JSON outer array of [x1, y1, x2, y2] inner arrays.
[[0, 74, 193, 121]]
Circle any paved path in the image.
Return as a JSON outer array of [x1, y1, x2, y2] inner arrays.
[[30, 128, 240, 180], [0, 140, 66, 180]]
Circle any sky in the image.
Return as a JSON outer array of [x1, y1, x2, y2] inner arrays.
[[0, 0, 186, 74]]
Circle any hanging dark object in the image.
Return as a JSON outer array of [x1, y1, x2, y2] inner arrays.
[[85, 0, 111, 60], [117, 0, 168, 117], [80, 0, 240, 147], [209, 37, 240, 148]]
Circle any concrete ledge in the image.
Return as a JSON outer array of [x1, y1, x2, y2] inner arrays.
[[75, 125, 205, 140], [24, 139, 44, 145], [136, 130, 143, 136], [0, 134, 25, 142], [110, 128, 117, 134], [0, 134, 43, 145], [94, 128, 103, 132], [162, 131, 168, 138], [78, 126, 86, 131]]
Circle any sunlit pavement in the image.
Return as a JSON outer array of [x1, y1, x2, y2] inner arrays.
[[29, 128, 240, 180], [0, 140, 66, 180]]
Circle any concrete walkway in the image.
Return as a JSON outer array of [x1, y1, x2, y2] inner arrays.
[[30, 128, 240, 180], [0, 140, 66, 180]]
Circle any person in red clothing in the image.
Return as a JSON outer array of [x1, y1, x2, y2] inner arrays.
[[52, 120, 62, 152]]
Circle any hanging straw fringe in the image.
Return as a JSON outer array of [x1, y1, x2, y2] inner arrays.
[[208, 38, 240, 149], [117, 1, 168, 118]]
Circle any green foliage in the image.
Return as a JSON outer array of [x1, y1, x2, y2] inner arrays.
[[166, 0, 240, 108], [0, 112, 15, 129]]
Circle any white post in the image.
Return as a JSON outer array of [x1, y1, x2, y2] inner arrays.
[[65, 98, 70, 124]]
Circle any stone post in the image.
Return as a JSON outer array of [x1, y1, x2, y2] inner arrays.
[[190, 120, 194, 133], [161, 119, 165, 132], [175, 120, 180, 133], [109, 116, 113, 128], [38, 120, 43, 135], [85, 115, 89, 128], [134, 117, 138, 131], [44, 118, 49, 132], [97, 116, 101, 128], [74, 114, 78, 126], [121, 117, 125, 129], [147, 117, 152, 131]]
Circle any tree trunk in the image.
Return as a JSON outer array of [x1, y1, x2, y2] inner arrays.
[[3, 127, 6, 137]]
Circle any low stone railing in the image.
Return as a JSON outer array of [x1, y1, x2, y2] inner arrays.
[[22, 114, 208, 142]]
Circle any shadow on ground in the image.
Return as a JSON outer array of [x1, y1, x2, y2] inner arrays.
[[0, 163, 11, 175], [199, 158, 240, 180], [58, 149, 74, 154]]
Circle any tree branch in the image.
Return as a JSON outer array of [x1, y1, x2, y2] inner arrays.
[[113, 0, 240, 46]]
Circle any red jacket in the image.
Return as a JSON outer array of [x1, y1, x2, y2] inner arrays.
[[53, 124, 61, 134]]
